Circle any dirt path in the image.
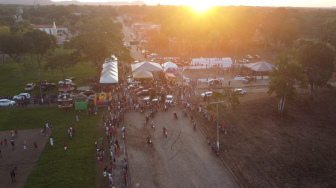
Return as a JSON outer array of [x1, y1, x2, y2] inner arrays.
[[95, 110, 129, 188], [0, 129, 49, 188]]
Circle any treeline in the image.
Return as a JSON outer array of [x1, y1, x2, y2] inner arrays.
[[119, 5, 336, 54], [0, 7, 133, 84], [0, 4, 119, 35]]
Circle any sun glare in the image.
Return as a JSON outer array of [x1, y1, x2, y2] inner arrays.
[[190, 2, 212, 13]]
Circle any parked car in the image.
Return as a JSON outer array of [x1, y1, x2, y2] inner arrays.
[[127, 78, 141, 84], [25, 83, 36, 92], [234, 88, 247, 95], [254, 55, 261, 59], [246, 55, 253, 59], [165, 95, 173, 104], [41, 83, 56, 91], [0, 99, 16, 106], [239, 59, 249, 63], [81, 90, 95, 96], [13, 93, 31, 100], [140, 97, 150, 104], [201, 91, 212, 98], [137, 90, 149, 96], [207, 79, 222, 86], [242, 76, 254, 84], [59, 79, 72, 85]]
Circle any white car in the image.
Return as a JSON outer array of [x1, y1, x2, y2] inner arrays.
[[59, 79, 72, 85], [239, 59, 249, 63], [13, 93, 31, 100], [246, 55, 253, 59], [0, 99, 16, 106], [234, 88, 247, 95], [165, 95, 173, 104], [201, 91, 212, 98], [127, 78, 141, 84]]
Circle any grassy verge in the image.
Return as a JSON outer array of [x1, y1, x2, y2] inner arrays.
[[0, 107, 100, 188], [0, 50, 97, 96]]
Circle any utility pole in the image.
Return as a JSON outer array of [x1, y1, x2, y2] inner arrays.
[[210, 101, 225, 151]]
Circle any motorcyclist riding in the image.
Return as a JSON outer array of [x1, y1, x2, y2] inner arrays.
[[145, 115, 149, 123], [174, 111, 177, 118], [147, 135, 151, 143], [151, 121, 154, 127], [184, 109, 187, 115], [163, 126, 166, 133]]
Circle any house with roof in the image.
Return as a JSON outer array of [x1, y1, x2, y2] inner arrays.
[[32, 21, 68, 36]]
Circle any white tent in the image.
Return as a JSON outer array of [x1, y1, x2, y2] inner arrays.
[[131, 61, 163, 72], [100, 61, 118, 84], [163, 61, 178, 68], [242, 62, 275, 72], [192, 58, 232, 68], [100, 74, 118, 84]]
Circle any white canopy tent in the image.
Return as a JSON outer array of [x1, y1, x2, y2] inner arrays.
[[163, 61, 178, 68], [242, 62, 275, 72], [100, 61, 119, 84], [191, 58, 232, 68], [131, 61, 163, 72]]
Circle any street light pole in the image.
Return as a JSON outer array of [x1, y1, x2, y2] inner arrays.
[[210, 101, 225, 151]]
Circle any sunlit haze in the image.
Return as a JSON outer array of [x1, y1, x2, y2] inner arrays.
[[51, 0, 336, 7]]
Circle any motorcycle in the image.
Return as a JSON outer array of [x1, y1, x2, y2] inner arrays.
[[147, 138, 152, 146], [206, 137, 210, 144], [151, 123, 155, 131], [163, 130, 167, 138], [183, 111, 188, 117], [193, 123, 196, 130]]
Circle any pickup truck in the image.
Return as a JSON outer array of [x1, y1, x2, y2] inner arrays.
[[40, 80, 56, 91], [41, 83, 56, 91], [25, 83, 36, 92]]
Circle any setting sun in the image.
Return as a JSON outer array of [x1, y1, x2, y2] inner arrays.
[[189, 2, 212, 13]]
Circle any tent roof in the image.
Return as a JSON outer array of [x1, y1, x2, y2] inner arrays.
[[165, 73, 175, 78], [163, 61, 178, 68], [133, 70, 153, 79], [101, 68, 118, 76], [243, 62, 275, 72], [164, 67, 174, 73], [103, 61, 117, 69], [131, 61, 163, 72], [100, 73, 118, 83]]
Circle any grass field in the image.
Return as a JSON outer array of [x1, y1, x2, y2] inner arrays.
[[0, 51, 97, 96], [0, 107, 100, 188]]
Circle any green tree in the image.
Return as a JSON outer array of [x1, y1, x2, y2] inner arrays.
[[279, 18, 300, 47], [207, 90, 241, 113], [268, 50, 308, 116], [0, 26, 10, 67], [298, 42, 335, 102], [45, 51, 81, 83], [24, 29, 57, 81], [322, 18, 336, 44]]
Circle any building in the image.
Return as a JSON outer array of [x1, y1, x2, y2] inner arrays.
[[32, 21, 68, 36]]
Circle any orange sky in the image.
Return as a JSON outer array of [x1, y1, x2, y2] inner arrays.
[[52, 0, 336, 7]]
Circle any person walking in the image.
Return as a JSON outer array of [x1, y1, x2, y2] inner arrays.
[[34, 142, 37, 150], [4, 139, 7, 147], [23, 140, 26, 149], [64, 142, 67, 151], [11, 139, 15, 151], [50, 137, 54, 148], [10, 170, 15, 183]]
